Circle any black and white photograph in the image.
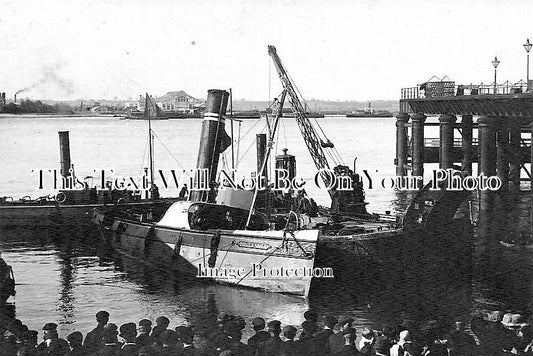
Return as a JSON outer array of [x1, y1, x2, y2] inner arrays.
[[1, 0, 533, 355]]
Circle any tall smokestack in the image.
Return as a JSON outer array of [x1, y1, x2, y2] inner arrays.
[[14, 94, 17, 104], [58, 131, 71, 180], [189, 89, 230, 202]]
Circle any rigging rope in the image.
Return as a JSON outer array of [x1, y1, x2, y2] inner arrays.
[[152, 131, 184, 169]]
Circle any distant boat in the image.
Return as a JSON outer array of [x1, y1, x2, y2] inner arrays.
[[231, 110, 262, 119], [346, 102, 393, 118]]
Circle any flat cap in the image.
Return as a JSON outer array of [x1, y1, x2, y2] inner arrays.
[[43, 323, 58, 331], [96, 310, 110, 319], [139, 319, 152, 327], [119, 323, 137, 336], [267, 320, 282, 331]]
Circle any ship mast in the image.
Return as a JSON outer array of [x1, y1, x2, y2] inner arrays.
[[146, 93, 155, 199]]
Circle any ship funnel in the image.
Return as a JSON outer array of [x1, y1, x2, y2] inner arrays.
[[58, 131, 71, 180], [189, 89, 231, 202]]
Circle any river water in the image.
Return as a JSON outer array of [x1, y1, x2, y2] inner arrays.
[[0, 115, 532, 341]]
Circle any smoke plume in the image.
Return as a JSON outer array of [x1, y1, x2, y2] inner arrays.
[[15, 63, 75, 98]]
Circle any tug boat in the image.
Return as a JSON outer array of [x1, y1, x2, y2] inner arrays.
[[93, 48, 472, 297]]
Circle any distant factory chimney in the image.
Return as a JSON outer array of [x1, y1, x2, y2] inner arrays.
[[14, 94, 17, 103]]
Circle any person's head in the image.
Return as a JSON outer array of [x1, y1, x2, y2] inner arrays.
[[303, 310, 318, 323], [324, 315, 338, 329], [155, 316, 170, 328], [119, 323, 137, 342], [343, 331, 356, 345], [96, 311, 110, 325], [102, 323, 118, 343], [301, 320, 317, 336], [42, 323, 58, 340], [252, 317, 265, 332], [138, 319, 152, 334], [24, 330, 38, 346], [282, 326, 297, 341], [67, 331, 83, 348], [339, 318, 354, 331], [267, 320, 282, 336], [362, 328, 374, 340], [160, 330, 179, 347]]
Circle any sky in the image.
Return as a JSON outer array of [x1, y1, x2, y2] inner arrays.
[[0, 0, 533, 102]]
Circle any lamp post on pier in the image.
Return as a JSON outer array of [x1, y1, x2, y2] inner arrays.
[[524, 38, 532, 91], [492, 56, 500, 95]]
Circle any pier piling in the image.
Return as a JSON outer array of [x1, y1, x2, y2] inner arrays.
[[461, 115, 473, 175], [439, 114, 456, 170], [411, 114, 426, 188], [395, 113, 410, 177]]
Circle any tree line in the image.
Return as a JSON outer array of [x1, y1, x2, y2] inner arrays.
[[2, 99, 73, 114]]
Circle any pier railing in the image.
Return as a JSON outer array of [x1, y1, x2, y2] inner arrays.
[[401, 80, 530, 99]]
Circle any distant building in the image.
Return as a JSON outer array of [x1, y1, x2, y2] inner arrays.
[[137, 91, 204, 114]]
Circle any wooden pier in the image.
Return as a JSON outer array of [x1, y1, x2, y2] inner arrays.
[[397, 79, 533, 237]]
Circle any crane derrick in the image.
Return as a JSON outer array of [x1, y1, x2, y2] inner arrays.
[[267, 45, 369, 216]]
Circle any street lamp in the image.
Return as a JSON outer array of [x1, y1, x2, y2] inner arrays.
[[524, 38, 532, 90], [492, 56, 500, 94]]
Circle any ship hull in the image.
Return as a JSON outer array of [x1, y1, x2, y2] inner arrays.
[[0, 200, 177, 230], [93, 210, 319, 296]]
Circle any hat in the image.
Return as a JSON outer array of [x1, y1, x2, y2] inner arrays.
[[43, 323, 57, 331], [342, 327, 357, 336], [119, 323, 137, 337], [67, 331, 83, 344], [139, 319, 152, 327], [339, 317, 354, 327], [267, 320, 282, 332], [252, 317, 265, 329], [304, 310, 318, 321], [96, 310, 110, 320], [502, 313, 529, 328], [155, 316, 170, 326]]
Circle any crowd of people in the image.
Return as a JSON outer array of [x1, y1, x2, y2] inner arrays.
[[1, 309, 532, 356]]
